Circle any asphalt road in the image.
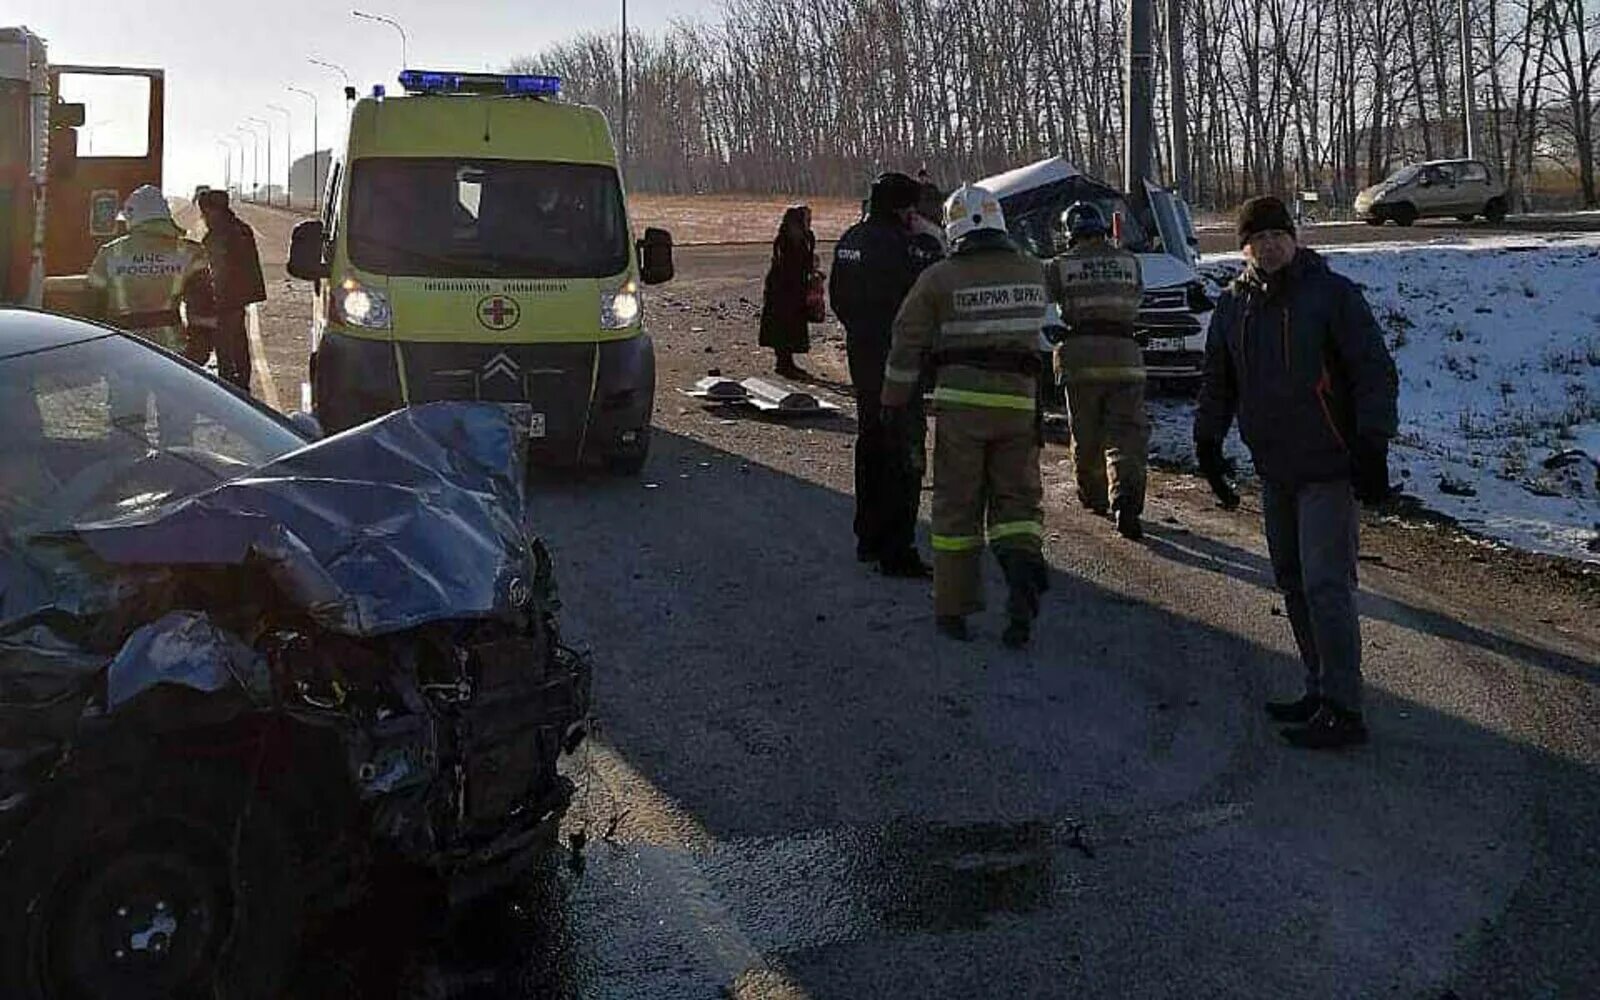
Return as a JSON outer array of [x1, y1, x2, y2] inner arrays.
[[228, 203, 1600, 999]]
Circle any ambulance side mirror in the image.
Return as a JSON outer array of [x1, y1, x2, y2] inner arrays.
[[287, 219, 329, 281], [638, 227, 674, 285]]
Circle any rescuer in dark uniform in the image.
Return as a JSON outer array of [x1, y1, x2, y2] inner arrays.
[[829, 172, 943, 577]]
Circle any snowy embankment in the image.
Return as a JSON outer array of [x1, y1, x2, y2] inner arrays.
[[1154, 233, 1600, 563]]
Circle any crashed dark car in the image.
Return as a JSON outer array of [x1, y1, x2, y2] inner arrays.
[[0, 309, 589, 999]]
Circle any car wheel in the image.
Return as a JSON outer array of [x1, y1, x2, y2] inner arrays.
[[1392, 203, 1418, 227], [1484, 197, 1508, 223], [0, 762, 301, 1000], [1456, 214, 1476, 223], [1364, 215, 1385, 227]]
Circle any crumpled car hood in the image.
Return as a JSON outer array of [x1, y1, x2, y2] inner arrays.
[[2, 402, 541, 640]]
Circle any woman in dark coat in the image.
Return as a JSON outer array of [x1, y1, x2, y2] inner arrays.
[[759, 205, 817, 378]]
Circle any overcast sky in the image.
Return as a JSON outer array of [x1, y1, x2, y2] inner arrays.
[[16, 0, 713, 194]]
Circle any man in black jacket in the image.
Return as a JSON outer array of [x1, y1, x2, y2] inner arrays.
[[1195, 196, 1399, 750], [830, 172, 943, 577], [196, 190, 267, 393]]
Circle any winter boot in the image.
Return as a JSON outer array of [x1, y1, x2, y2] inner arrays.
[[1114, 504, 1143, 541], [879, 550, 932, 579], [936, 616, 971, 642], [1281, 703, 1369, 750], [1265, 694, 1322, 724], [1076, 490, 1109, 517], [1001, 618, 1031, 649]]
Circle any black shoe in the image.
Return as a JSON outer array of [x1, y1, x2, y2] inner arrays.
[[1115, 507, 1143, 541], [1002, 618, 1031, 649], [1265, 694, 1322, 724], [775, 362, 808, 380], [856, 543, 879, 563], [1078, 494, 1110, 517], [879, 552, 932, 578], [1281, 704, 1369, 750], [937, 616, 971, 641]]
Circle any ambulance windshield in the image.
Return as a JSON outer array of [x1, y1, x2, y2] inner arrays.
[[347, 158, 630, 278]]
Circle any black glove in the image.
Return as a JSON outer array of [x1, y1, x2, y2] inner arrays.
[[1196, 437, 1241, 510], [1352, 436, 1392, 505]]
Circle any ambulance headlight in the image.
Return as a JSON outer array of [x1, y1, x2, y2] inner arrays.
[[601, 280, 641, 330], [333, 278, 392, 330]]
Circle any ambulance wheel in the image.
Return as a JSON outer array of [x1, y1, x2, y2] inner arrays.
[[607, 430, 651, 476]]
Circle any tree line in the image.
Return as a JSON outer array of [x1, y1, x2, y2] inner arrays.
[[510, 0, 1600, 210]]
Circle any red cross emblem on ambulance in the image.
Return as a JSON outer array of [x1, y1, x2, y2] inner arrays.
[[477, 294, 521, 331]]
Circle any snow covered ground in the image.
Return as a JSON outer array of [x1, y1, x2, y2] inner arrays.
[[1151, 232, 1600, 563]]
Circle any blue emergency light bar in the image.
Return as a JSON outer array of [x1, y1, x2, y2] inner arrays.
[[397, 70, 562, 97]]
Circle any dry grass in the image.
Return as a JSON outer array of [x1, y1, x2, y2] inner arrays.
[[629, 193, 862, 244]]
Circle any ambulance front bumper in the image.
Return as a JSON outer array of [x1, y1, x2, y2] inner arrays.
[[311, 329, 655, 464]]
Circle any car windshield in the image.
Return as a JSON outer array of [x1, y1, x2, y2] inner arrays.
[[347, 157, 630, 278], [0, 334, 304, 534], [1006, 193, 1152, 258], [1384, 165, 1422, 186]]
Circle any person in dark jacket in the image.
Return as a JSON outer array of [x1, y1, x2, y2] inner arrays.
[[759, 205, 817, 379], [1195, 195, 1399, 750], [196, 189, 267, 393], [830, 172, 944, 577]]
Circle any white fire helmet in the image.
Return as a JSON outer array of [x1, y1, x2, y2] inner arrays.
[[118, 185, 174, 227], [942, 184, 1006, 244]]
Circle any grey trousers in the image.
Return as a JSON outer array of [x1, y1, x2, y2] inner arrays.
[[1262, 478, 1363, 711]]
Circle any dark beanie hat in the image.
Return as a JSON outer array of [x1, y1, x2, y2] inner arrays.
[[1236, 196, 1295, 247], [197, 188, 230, 212]]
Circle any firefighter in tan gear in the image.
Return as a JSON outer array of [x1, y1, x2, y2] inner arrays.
[[1045, 201, 1149, 540], [85, 185, 216, 360], [882, 185, 1050, 648]]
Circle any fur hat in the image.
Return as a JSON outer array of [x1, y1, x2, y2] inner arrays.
[[1236, 196, 1295, 247]]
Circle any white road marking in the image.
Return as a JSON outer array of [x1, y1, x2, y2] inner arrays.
[[246, 304, 282, 411]]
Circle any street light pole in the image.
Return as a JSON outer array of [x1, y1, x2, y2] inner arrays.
[[351, 10, 409, 69], [217, 139, 233, 192], [288, 86, 320, 212], [246, 117, 273, 207], [236, 126, 259, 201], [267, 103, 292, 208]]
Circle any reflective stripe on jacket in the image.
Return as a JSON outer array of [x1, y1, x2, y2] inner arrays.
[[87, 221, 213, 349], [882, 242, 1048, 412]]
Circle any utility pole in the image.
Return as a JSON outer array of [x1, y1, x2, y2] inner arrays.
[[289, 86, 320, 212], [267, 103, 292, 208], [1460, 0, 1477, 159], [236, 127, 259, 200], [1125, 0, 1156, 195], [620, 0, 629, 178], [247, 117, 272, 205], [1165, 0, 1191, 200]]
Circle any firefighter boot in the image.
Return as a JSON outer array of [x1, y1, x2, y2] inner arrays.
[[996, 550, 1043, 649]]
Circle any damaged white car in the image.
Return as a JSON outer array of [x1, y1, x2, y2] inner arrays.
[[977, 157, 1215, 386]]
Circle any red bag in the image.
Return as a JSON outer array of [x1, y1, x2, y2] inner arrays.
[[804, 270, 827, 322]]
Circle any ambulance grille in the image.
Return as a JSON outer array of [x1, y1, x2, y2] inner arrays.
[[422, 281, 494, 292]]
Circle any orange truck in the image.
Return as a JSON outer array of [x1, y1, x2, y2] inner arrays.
[[1, 26, 163, 312]]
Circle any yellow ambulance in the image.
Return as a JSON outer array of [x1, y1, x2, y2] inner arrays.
[[288, 71, 673, 472]]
